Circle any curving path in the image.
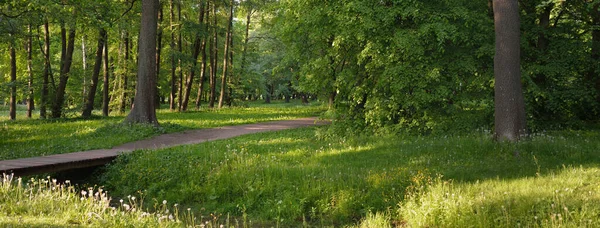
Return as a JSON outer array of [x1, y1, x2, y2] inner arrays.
[[0, 117, 328, 176]]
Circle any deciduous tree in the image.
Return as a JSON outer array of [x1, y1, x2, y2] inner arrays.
[[124, 0, 159, 125], [493, 0, 526, 141]]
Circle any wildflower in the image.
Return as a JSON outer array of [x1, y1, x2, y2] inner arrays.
[[163, 200, 167, 205], [123, 204, 131, 211], [120, 199, 124, 204]]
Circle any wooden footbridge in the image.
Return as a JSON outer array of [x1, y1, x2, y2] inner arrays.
[[0, 118, 326, 176]]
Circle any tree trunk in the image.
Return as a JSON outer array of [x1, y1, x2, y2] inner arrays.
[[51, 26, 76, 118], [532, 4, 553, 87], [208, 2, 218, 108], [218, 0, 234, 108], [177, 2, 183, 112], [240, 7, 252, 80], [195, 1, 210, 110], [182, 0, 206, 111], [27, 25, 34, 118], [124, 0, 159, 125], [169, 0, 177, 111], [156, 4, 164, 107], [493, 0, 527, 142], [102, 31, 110, 116], [40, 21, 51, 119], [83, 29, 107, 118], [9, 43, 17, 120], [227, 22, 234, 107], [591, 3, 600, 103], [120, 32, 130, 113]]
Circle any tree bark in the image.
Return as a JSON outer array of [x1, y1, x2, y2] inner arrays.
[[124, 0, 159, 125], [156, 4, 164, 107], [493, 0, 527, 142], [102, 31, 110, 116], [27, 25, 34, 118], [83, 29, 107, 118], [40, 21, 51, 119], [209, 2, 218, 108], [591, 3, 600, 103], [195, 1, 210, 110], [227, 21, 234, 107], [120, 32, 130, 113], [9, 42, 17, 120], [51, 26, 76, 118], [218, 0, 234, 108], [169, 0, 177, 111], [177, 2, 183, 112], [182, 0, 206, 111], [240, 7, 252, 81]]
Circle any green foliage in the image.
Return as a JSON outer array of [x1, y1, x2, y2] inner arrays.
[[268, 0, 496, 134], [101, 126, 600, 226]]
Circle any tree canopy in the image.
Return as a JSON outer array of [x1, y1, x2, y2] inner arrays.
[[1, 0, 599, 137]]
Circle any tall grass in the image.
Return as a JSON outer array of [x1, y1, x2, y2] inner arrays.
[[99, 127, 600, 226], [0, 173, 200, 227]]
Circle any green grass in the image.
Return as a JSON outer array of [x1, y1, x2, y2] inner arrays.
[[0, 100, 324, 160], [0, 174, 235, 227], [97, 127, 600, 227]]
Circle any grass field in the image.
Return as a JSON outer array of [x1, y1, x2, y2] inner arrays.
[[97, 127, 600, 227], [2, 102, 600, 227], [0, 100, 324, 160]]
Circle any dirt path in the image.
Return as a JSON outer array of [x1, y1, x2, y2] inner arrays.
[[0, 117, 327, 176]]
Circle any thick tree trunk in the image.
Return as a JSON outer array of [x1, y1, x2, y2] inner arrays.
[[102, 31, 110, 116], [169, 0, 177, 111], [208, 3, 218, 108], [83, 29, 107, 118], [218, 0, 234, 108], [51, 26, 76, 118], [27, 25, 34, 118], [9, 43, 17, 120], [40, 21, 51, 119], [493, 0, 527, 142], [195, 1, 210, 110], [124, 0, 159, 125]]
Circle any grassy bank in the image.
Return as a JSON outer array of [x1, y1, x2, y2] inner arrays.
[[96, 127, 600, 227], [0, 100, 324, 160]]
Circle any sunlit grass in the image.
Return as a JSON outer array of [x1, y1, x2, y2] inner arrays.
[[0, 100, 324, 160], [398, 166, 600, 227], [99, 127, 600, 226], [0, 174, 197, 227]]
